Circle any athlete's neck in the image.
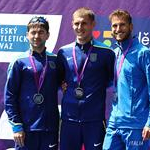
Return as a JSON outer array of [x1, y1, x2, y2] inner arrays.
[[31, 47, 46, 54], [76, 37, 92, 45]]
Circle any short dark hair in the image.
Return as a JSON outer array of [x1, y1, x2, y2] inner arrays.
[[73, 7, 95, 21], [109, 9, 132, 24], [27, 16, 49, 32]]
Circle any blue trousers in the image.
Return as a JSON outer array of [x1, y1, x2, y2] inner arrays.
[[15, 131, 58, 150], [60, 120, 106, 150], [103, 127, 149, 150]]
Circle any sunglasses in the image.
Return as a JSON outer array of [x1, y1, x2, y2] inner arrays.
[[29, 16, 47, 24]]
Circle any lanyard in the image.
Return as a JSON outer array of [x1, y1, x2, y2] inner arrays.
[[72, 43, 92, 86], [29, 53, 48, 92], [114, 39, 133, 86]]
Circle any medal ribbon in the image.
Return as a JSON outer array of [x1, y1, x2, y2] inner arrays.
[[29, 53, 48, 92], [114, 39, 133, 86], [72, 43, 92, 86]]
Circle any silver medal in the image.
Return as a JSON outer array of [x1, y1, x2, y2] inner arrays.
[[74, 87, 84, 99], [33, 93, 44, 104]]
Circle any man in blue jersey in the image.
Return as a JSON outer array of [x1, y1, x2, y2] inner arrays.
[[4, 16, 59, 150], [103, 9, 150, 150], [57, 7, 115, 150]]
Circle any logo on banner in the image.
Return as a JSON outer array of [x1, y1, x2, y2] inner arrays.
[[92, 30, 112, 47], [0, 14, 62, 62], [0, 25, 28, 52]]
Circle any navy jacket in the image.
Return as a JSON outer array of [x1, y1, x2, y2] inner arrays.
[[4, 49, 59, 133], [57, 39, 115, 122]]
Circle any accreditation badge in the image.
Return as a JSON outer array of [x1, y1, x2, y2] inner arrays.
[[33, 93, 44, 104]]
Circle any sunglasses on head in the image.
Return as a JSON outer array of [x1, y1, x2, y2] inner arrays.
[[29, 16, 47, 24]]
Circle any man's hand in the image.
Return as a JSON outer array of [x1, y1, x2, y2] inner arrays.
[[14, 131, 25, 147], [142, 126, 150, 140]]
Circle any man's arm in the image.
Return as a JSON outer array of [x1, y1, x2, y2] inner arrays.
[[140, 48, 150, 140], [4, 61, 25, 146]]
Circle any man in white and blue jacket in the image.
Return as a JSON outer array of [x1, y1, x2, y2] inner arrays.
[[103, 9, 150, 150]]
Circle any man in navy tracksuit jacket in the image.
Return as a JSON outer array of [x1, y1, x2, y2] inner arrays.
[[57, 7, 115, 150], [4, 16, 59, 150]]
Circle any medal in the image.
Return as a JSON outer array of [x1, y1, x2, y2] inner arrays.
[[29, 52, 48, 105], [74, 87, 84, 99], [33, 93, 44, 104], [72, 42, 93, 100]]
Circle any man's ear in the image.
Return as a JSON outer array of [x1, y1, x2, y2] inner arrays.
[[47, 32, 50, 40], [130, 23, 133, 31], [92, 20, 96, 28]]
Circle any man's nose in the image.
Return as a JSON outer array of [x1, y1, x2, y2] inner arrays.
[[116, 25, 121, 31], [78, 23, 82, 29], [34, 33, 39, 37]]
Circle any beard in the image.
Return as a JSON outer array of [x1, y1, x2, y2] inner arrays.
[[112, 31, 132, 42]]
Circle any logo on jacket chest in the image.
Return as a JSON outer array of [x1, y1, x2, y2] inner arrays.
[[90, 53, 97, 62], [49, 61, 56, 69]]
